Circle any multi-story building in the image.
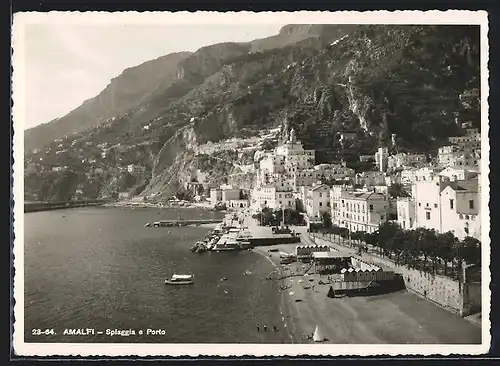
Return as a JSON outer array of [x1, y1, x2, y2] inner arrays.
[[305, 183, 331, 219], [397, 197, 415, 230], [412, 169, 451, 232], [439, 166, 479, 181], [439, 128, 481, 168], [448, 128, 480, 144], [251, 185, 295, 211], [438, 144, 480, 167], [440, 179, 481, 240], [387, 152, 427, 170], [400, 168, 418, 185], [337, 191, 389, 233], [274, 128, 315, 170], [210, 185, 241, 207], [355, 171, 386, 188]]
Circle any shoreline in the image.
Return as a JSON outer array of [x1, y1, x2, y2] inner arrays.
[[252, 246, 307, 344], [103, 201, 217, 211]]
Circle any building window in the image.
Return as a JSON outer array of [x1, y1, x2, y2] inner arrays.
[[459, 214, 463, 219], [327, 202, 330, 207], [426, 212, 431, 220], [319, 193, 322, 198], [319, 202, 323, 207], [418, 202, 421, 207], [434, 203, 438, 208], [469, 200, 474, 209], [426, 203, 429, 207], [369, 204, 374, 212], [449, 199, 454, 209], [465, 215, 469, 220]]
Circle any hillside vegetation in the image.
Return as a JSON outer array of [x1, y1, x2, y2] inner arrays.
[[23, 25, 480, 202]]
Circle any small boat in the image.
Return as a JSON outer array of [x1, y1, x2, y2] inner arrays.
[[144, 222, 152, 227], [165, 274, 194, 285], [221, 277, 228, 281]]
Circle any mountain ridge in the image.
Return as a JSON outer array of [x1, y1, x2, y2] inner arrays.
[[23, 24, 480, 202], [25, 24, 354, 151]]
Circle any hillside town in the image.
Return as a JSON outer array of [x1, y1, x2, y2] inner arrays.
[[208, 126, 481, 243]]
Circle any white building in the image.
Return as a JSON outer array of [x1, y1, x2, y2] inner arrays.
[[387, 152, 427, 170], [210, 188, 223, 207], [305, 183, 331, 219], [400, 168, 418, 185], [330, 185, 352, 226], [412, 169, 450, 232], [275, 128, 315, 170], [439, 166, 479, 181], [210, 185, 240, 207], [251, 185, 295, 211], [439, 179, 481, 240], [397, 197, 415, 230], [438, 141, 481, 168], [337, 191, 389, 233]]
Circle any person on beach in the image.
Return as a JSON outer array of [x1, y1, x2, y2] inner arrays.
[[257, 324, 260, 332], [273, 325, 278, 332], [264, 324, 267, 331]]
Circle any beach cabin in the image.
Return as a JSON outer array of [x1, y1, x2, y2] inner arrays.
[[295, 245, 330, 260], [311, 252, 351, 275]]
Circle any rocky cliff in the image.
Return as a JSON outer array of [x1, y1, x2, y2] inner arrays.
[[23, 24, 480, 202]]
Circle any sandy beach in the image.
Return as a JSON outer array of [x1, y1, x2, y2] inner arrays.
[[252, 235, 481, 345]]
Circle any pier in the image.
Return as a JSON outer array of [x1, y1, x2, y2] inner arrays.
[[150, 219, 224, 227], [24, 199, 113, 213]]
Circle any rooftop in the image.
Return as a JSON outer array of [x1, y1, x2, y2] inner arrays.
[[448, 178, 479, 192], [340, 191, 386, 201]]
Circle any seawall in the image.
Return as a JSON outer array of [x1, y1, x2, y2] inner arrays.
[[312, 235, 481, 317], [24, 200, 110, 213]]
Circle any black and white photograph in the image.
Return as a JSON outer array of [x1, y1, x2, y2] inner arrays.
[[12, 11, 490, 357]]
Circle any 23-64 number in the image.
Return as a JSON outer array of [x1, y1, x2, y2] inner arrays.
[[31, 329, 56, 336]]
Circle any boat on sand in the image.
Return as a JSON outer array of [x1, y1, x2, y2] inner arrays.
[[165, 274, 194, 285]]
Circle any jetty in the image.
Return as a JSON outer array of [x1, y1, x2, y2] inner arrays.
[[24, 199, 112, 213], [149, 219, 223, 227]]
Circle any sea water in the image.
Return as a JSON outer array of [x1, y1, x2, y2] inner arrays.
[[22, 207, 294, 343]]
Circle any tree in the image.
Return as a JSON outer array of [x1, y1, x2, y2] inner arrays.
[[389, 229, 407, 265], [321, 211, 332, 228], [461, 236, 481, 266], [436, 231, 456, 276], [378, 221, 400, 257], [295, 199, 305, 213]]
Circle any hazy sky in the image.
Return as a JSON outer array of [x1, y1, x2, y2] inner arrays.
[[21, 23, 284, 130]]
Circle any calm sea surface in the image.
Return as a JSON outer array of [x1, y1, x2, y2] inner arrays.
[[23, 207, 292, 343]]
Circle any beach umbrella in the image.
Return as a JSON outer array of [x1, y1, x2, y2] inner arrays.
[[313, 325, 325, 342]]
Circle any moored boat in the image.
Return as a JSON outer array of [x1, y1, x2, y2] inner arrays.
[[165, 274, 194, 285]]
